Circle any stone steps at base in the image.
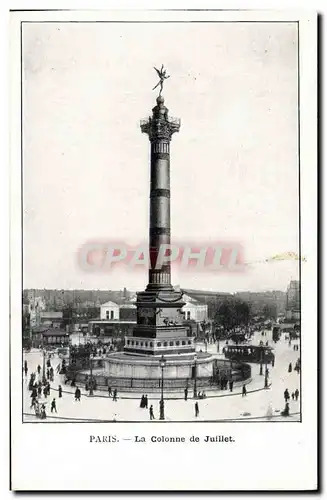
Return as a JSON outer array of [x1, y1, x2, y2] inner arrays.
[[74, 376, 252, 394]]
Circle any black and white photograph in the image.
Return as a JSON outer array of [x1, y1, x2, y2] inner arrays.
[[9, 8, 317, 491]]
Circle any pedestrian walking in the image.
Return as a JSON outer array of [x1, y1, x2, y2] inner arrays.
[[291, 392, 295, 400], [30, 396, 37, 409], [242, 384, 247, 397], [145, 395, 148, 409], [140, 395, 145, 408], [113, 389, 118, 402], [195, 402, 199, 417], [281, 402, 290, 417], [31, 387, 38, 399], [51, 398, 57, 413], [284, 388, 290, 402], [40, 404, 47, 420], [149, 405, 155, 420], [184, 388, 188, 401], [229, 380, 234, 392], [288, 363, 292, 373], [75, 388, 81, 402], [58, 385, 62, 398], [295, 389, 299, 401], [108, 386, 112, 397]]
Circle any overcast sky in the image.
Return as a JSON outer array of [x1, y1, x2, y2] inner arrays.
[[23, 21, 300, 293]]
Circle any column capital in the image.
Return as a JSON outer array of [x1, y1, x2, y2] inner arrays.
[[140, 96, 180, 141]]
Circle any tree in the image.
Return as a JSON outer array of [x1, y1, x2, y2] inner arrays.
[[262, 303, 277, 320], [214, 298, 251, 331]]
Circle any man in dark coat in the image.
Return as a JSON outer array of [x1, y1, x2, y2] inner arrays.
[[288, 363, 292, 373], [229, 380, 234, 392], [195, 402, 199, 417], [284, 388, 290, 402], [140, 395, 145, 408], [75, 388, 81, 402], [149, 405, 155, 420], [281, 402, 290, 417], [37, 365, 41, 374], [51, 398, 57, 413], [295, 389, 299, 401], [242, 384, 247, 397], [31, 387, 38, 399], [184, 388, 188, 401]]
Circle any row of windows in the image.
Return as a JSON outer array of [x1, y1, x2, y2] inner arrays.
[[126, 339, 193, 348]]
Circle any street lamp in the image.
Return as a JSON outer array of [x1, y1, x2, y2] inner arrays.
[[42, 348, 47, 385], [41, 331, 48, 385], [159, 355, 166, 420], [193, 353, 198, 399], [89, 354, 94, 396], [264, 363, 269, 388]]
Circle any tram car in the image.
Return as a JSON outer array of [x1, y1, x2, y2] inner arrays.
[[223, 344, 275, 364]]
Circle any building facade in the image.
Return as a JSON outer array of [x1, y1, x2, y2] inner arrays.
[[182, 294, 208, 322], [286, 280, 300, 320], [100, 301, 120, 320]]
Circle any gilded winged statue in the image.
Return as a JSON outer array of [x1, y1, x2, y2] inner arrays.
[[152, 65, 170, 95]]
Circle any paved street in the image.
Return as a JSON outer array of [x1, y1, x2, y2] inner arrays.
[[23, 329, 300, 422]]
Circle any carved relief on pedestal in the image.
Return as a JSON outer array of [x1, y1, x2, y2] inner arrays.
[[137, 307, 156, 326]]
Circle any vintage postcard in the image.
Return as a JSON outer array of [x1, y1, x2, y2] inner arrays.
[[9, 8, 318, 491]]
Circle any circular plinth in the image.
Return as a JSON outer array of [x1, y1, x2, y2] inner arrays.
[[73, 352, 251, 393]]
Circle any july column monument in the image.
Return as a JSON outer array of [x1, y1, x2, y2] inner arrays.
[[124, 66, 195, 357]]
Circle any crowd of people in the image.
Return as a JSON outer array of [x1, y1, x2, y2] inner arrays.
[[23, 321, 301, 422]]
